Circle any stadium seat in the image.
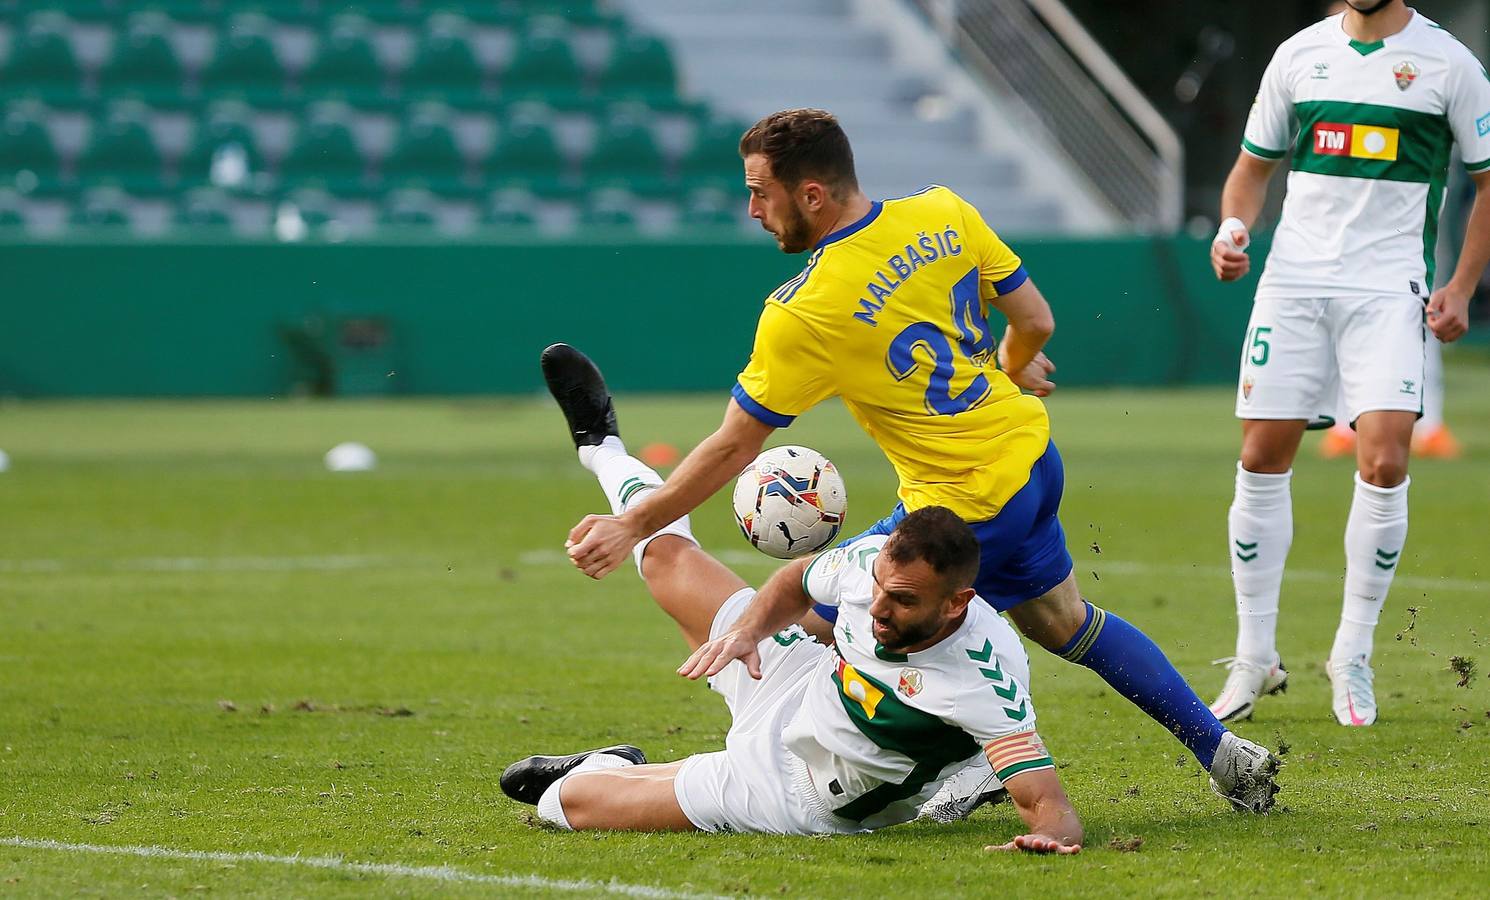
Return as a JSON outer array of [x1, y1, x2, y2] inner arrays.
[[200, 15, 284, 94], [180, 100, 262, 186], [482, 185, 538, 227], [1, 12, 81, 90], [176, 185, 234, 229], [0, 102, 60, 178], [502, 20, 584, 96], [581, 185, 637, 227], [680, 185, 740, 226], [380, 187, 439, 227], [71, 185, 133, 227], [382, 102, 464, 182], [100, 12, 184, 91], [77, 102, 163, 187], [484, 113, 563, 179], [302, 14, 384, 94], [402, 14, 483, 93], [585, 107, 665, 179], [680, 116, 747, 186], [280, 103, 364, 182], [599, 32, 676, 97]]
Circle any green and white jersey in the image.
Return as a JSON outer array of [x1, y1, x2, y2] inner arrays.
[[782, 536, 1052, 830], [1242, 11, 1490, 298]]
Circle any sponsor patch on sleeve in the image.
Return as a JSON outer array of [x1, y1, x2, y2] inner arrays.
[[1477, 111, 1490, 137]]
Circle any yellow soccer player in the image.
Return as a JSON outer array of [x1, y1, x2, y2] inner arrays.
[[557, 108, 1278, 812]]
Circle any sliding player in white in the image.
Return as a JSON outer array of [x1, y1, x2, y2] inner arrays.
[[1210, 0, 1490, 724]]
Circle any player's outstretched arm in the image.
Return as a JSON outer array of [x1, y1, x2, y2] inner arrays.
[[568, 400, 774, 579], [990, 280, 1057, 397], [677, 555, 813, 681], [1427, 169, 1490, 343], [985, 768, 1083, 856], [1211, 151, 1278, 282]]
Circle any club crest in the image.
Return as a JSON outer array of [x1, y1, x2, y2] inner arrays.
[[1242, 374, 1255, 401], [1393, 60, 1418, 91], [897, 667, 924, 697]]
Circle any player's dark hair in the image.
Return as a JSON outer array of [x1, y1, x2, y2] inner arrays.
[[884, 506, 980, 592], [739, 108, 859, 198]]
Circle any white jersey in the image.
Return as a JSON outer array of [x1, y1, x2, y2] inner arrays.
[[780, 536, 1052, 830], [1243, 11, 1490, 298]]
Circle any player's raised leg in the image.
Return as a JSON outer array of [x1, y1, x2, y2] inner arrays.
[[1329, 409, 1414, 726]]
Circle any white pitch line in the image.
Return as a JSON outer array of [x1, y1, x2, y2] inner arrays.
[[1, 837, 727, 900], [519, 549, 1488, 593], [0, 555, 394, 574]]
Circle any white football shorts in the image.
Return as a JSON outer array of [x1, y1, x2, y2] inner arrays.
[[672, 588, 861, 836], [1234, 293, 1426, 425]]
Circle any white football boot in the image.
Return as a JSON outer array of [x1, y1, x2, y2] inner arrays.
[[1327, 654, 1377, 726], [1208, 732, 1281, 813], [917, 756, 1007, 823], [1208, 656, 1289, 722]]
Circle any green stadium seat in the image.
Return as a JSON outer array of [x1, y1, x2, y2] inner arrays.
[[302, 14, 383, 93], [680, 185, 740, 226], [280, 104, 364, 181], [381, 186, 439, 227], [180, 100, 261, 184], [402, 14, 483, 92], [71, 185, 132, 227], [680, 116, 746, 185], [101, 12, 184, 91], [581, 185, 636, 227], [484, 114, 563, 179], [502, 20, 583, 96], [585, 108, 664, 179], [201, 15, 284, 94], [382, 103, 464, 181], [0, 103, 60, 177], [3, 12, 81, 89], [77, 102, 163, 187], [176, 185, 234, 228], [600, 32, 676, 97], [482, 185, 538, 226]]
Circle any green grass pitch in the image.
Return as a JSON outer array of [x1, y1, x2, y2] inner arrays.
[[2, 363, 1488, 897]]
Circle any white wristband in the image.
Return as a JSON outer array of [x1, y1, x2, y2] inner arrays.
[[1214, 217, 1250, 251]]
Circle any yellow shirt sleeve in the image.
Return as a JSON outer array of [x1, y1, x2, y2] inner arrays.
[[954, 193, 1028, 302], [732, 302, 837, 426]]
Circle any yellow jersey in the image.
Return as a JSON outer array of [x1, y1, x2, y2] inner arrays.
[[733, 185, 1049, 522]]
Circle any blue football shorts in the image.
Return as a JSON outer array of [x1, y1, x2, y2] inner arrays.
[[812, 441, 1074, 620]]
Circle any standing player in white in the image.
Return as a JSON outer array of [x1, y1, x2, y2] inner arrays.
[[1210, 0, 1490, 725]]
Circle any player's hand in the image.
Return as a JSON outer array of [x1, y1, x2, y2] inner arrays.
[[1002, 351, 1056, 397], [1426, 283, 1472, 343], [1211, 225, 1251, 282], [985, 834, 1082, 855], [677, 630, 762, 681], [566, 514, 645, 579]]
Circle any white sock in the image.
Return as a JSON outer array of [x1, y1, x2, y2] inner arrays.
[[588, 451, 697, 574], [1416, 336, 1444, 433], [533, 752, 637, 830], [1333, 473, 1409, 662], [578, 434, 627, 473], [1228, 464, 1292, 665]]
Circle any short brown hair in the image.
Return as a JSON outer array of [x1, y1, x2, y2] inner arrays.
[[884, 506, 981, 592], [739, 108, 858, 196]]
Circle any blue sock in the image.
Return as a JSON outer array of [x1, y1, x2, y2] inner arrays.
[[1055, 601, 1227, 769]]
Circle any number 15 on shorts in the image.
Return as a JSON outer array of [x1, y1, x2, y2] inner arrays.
[[1245, 326, 1272, 367]]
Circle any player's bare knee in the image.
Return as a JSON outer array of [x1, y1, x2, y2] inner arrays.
[[637, 534, 692, 585], [557, 772, 608, 830], [1357, 454, 1408, 488]]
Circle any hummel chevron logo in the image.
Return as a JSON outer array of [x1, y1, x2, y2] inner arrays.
[[992, 680, 1019, 702], [1374, 548, 1400, 570], [1235, 540, 1259, 563], [1003, 699, 1028, 721], [966, 639, 993, 663], [978, 663, 1004, 682]]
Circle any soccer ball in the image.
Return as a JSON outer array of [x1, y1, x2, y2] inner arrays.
[[732, 445, 847, 559]]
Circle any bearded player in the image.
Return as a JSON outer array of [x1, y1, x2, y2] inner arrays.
[[560, 108, 1278, 811], [1209, 0, 1490, 724]]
